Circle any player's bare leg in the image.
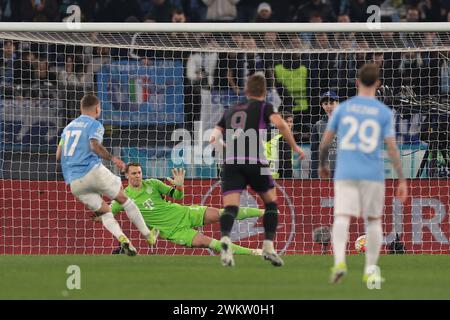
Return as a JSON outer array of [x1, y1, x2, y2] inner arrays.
[[192, 233, 261, 255], [259, 188, 284, 267], [330, 214, 351, 283], [220, 193, 241, 267], [363, 216, 384, 284], [95, 201, 137, 256]]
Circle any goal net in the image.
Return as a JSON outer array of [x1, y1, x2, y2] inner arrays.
[[1, 23, 450, 255]]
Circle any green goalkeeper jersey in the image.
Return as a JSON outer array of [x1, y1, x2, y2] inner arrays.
[[111, 179, 185, 234]]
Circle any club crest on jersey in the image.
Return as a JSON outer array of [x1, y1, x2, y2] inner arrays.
[[146, 187, 153, 194]]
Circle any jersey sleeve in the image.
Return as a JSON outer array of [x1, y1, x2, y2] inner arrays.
[[264, 103, 276, 124], [150, 178, 184, 200], [383, 108, 396, 139], [111, 200, 124, 215], [88, 121, 104, 142], [326, 104, 341, 133], [149, 178, 172, 196]]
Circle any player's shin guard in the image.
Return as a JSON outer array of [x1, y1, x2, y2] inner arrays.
[[220, 206, 239, 237], [263, 202, 278, 240], [123, 198, 151, 238]]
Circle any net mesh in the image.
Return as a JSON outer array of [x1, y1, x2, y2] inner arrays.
[[1, 29, 450, 255]]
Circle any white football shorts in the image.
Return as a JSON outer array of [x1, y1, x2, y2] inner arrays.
[[70, 164, 122, 212], [334, 180, 385, 218]]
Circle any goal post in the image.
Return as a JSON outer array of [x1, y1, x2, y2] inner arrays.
[[1, 22, 450, 255]]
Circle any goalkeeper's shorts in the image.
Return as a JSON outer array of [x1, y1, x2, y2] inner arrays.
[[161, 205, 207, 247]]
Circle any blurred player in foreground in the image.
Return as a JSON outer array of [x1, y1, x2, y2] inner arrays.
[[210, 74, 305, 267], [319, 63, 408, 284], [56, 93, 153, 256], [106, 162, 264, 255]]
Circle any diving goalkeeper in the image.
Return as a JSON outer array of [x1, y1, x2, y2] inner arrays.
[[104, 162, 264, 255]]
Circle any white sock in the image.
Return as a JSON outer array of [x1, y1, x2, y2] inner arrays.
[[123, 199, 151, 238], [101, 212, 125, 240], [365, 219, 383, 274], [263, 240, 275, 253], [332, 215, 351, 266]]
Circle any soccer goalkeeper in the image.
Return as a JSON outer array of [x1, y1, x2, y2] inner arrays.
[[101, 162, 264, 255]]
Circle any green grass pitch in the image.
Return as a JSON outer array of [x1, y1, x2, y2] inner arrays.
[[1, 255, 449, 299]]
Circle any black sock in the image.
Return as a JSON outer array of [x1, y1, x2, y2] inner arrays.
[[220, 206, 239, 237], [263, 202, 278, 241]]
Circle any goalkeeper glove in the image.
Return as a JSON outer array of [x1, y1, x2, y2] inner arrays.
[[167, 168, 185, 187]]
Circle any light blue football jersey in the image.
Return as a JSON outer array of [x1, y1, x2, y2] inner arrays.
[[60, 115, 104, 184], [326, 96, 395, 182]]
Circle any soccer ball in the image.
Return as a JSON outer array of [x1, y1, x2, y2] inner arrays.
[[355, 235, 367, 254]]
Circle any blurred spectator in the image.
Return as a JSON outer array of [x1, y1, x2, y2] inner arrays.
[[14, 50, 37, 91], [301, 13, 324, 45], [261, 32, 282, 95], [32, 59, 57, 98], [253, 2, 274, 22], [225, 37, 264, 96], [171, 7, 187, 22], [347, 0, 371, 22], [58, 55, 85, 88], [0, 0, 21, 21], [334, 33, 358, 99], [237, 0, 262, 22], [0, 40, 17, 87], [103, 0, 142, 22], [293, 0, 336, 22], [180, 0, 207, 22], [274, 36, 311, 137], [202, 0, 240, 22], [186, 37, 218, 130], [337, 13, 351, 22], [420, 0, 446, 22], [144, 0, 174, 22], [371, 51, 396, 90], [395, 51, 423, 96], [439, 51, 450, 99], [310, 91, 339, 179], [20, 0, 58, 22], [35, 60, 56, 85], [265, 112, 295, 178], [309, 33, 338, 118], [83, 40, 112, 91], [404, 5, 420, 21]]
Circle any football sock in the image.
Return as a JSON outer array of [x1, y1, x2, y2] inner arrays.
[[220, 206, 239, 237], [209, 239, 252, 255], [365, 219, 383, 274], [101, 212, 125, 240], [123, 198, 151, 238], [219, 207, 262, 220], [263, 202, 278, 240], [332, 215, 351, 266]]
